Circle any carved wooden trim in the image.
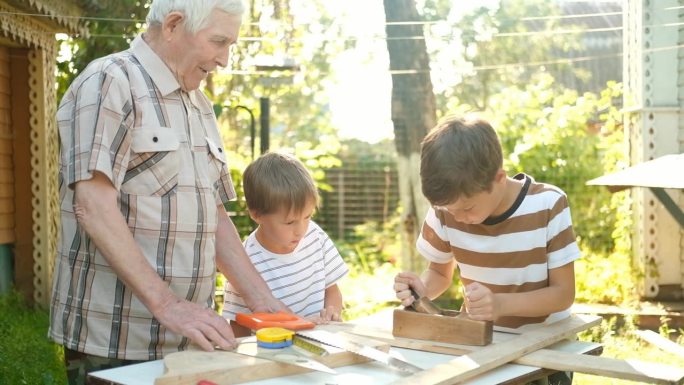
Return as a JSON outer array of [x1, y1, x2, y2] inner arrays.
[[27, 46, 59, 306], [6, 0, 88, 36], [0, 2, 56, 50]]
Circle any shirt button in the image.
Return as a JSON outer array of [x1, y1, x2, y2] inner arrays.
[[218, 148, 223, 153], [153, 136, 158, 143]]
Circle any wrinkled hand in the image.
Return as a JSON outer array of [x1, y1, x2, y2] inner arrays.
[[463, 282, 499, 321], [393, 272, 426, 307], [154, 297, 236, 352]]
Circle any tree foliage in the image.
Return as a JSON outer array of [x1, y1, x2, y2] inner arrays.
[[438, 0, 582, 112], [57, 0, 148, 99], [212, 0, 347, 151], [485, 75, 624, 253]]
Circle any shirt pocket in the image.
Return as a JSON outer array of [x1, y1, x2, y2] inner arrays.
[[121, 127, 181, 196], [204, 135, 227, 187]]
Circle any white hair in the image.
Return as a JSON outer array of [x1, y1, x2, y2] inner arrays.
[[146, 0, 245, 34]]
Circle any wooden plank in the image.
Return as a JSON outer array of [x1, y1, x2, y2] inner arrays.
[[0, 198, 15, 214], [632, 329, 684, 357], [517, 349, 684, 385], [392, 309, 492, 346], [154, 327, 389, 385], [334, 314, 677, 384], [390, 314, 601, 385]]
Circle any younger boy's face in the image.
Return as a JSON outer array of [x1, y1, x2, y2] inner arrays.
[[251, 200, 317, 254]]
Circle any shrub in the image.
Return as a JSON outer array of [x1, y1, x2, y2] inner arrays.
[[488, 77, 625, 254]]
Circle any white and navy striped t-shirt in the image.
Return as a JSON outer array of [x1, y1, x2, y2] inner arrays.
[[416, 174, 581, 329], [222, 221, 349, 320]]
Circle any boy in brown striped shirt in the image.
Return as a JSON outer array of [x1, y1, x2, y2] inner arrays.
[[394, 115, 581, 330], [394, 116, 580, 384]]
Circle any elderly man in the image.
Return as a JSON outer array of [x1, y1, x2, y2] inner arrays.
[[49, 0, 286, 382]]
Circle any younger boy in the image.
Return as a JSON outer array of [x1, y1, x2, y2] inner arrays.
[[394, 116, 581, 331], [223, 152, 349, 324]]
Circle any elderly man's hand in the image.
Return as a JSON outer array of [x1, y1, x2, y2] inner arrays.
[[154, 296, 236, 352]]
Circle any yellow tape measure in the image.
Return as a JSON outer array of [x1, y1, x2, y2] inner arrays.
[[255, 327, 294, 348]]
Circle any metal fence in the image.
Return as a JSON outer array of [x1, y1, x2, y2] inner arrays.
[[317, 160, 399, 240]]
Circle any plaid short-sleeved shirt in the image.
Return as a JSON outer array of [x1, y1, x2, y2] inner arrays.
[[49, 35, 236, 360]]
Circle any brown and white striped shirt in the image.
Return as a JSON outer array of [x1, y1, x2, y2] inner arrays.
[[416, 174, 581, 329], [49, 35, 236, 360]]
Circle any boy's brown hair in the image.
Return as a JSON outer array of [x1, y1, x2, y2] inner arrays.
[[420, 116, 503, 205], [243, 152, 319, 216]]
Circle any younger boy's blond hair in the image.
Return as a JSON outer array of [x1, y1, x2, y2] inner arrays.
[[420, 116, 503, 205], [242, 152, 319, 216]]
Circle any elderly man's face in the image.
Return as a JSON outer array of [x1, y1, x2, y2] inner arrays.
[[169, 10, 240, 91]]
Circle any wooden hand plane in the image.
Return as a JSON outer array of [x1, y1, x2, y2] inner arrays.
[[392, 287, 493, 346]]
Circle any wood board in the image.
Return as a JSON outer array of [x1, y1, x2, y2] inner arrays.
[[154, 328, 388, 385], [392, 309, 493, 346], [390, 314, 602, 384], [336, 316, 684, 384], [518, 349, 684, 385]]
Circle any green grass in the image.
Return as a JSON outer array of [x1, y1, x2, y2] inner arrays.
[[0, 290, 66, 385]]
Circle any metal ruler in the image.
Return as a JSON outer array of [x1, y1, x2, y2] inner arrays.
[[297, 329, 422, 374]]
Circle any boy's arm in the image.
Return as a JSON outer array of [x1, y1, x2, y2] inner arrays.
[[395, 259, 456, 306], [322, 284, 344, 321], [422, 260, 457, 300], [465, 262, 576, 320]]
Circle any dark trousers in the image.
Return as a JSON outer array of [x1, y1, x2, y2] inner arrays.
[[529, 371, 573, 385], [64, 348, 143, 385]]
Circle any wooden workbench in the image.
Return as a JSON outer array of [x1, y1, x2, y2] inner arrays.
[[87, 340, 601, 385], [87, 310, 605, 385]]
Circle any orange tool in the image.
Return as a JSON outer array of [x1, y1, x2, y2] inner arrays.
[[235, 311, 315, 330]]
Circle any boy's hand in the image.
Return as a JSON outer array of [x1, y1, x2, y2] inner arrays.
[[463, 282, 500, 321], [305, 306, 341, 325], [320, 306, 342, 322], [305, 314, 324, 324], [248, 297, 289, 314], [394, 272, 427, 307]]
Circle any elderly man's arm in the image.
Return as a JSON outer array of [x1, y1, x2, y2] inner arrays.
[[215, 208, 288, 313], [73, 171, 236, 351]]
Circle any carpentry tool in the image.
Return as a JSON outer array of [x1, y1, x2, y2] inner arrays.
[[297, 329, 423, 374], [235, 311, 315, 330], [232, 327, 337, 374], [408, 287, 443, 315], [391, 287, 493, 345]]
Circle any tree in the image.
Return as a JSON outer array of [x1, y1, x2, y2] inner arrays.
[[212, 0, 347, 152], [57, 0, 148, 99], [444, 0, 581, 112], [383, 0, 435, 272]]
